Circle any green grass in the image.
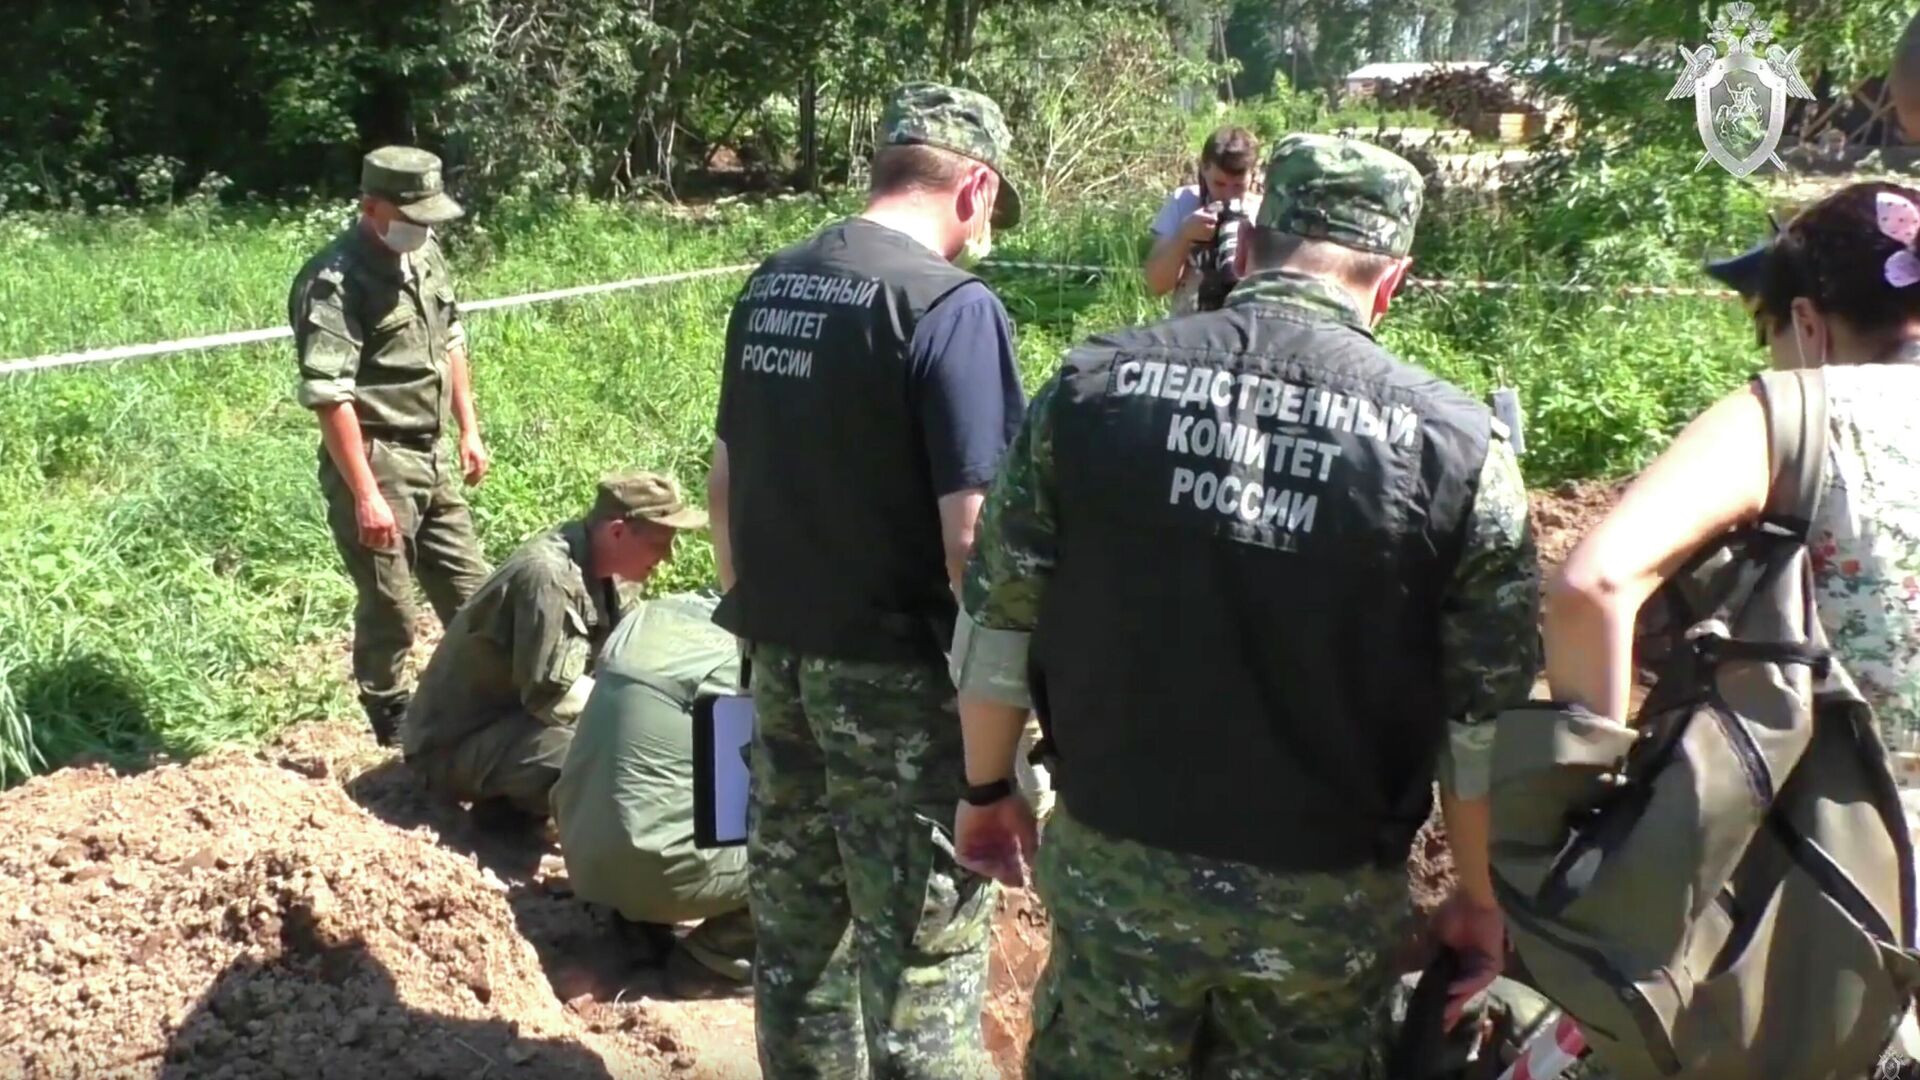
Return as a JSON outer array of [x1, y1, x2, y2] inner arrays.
[[0, 182, 1766, 782]]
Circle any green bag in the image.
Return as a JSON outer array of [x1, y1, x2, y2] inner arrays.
[[1490, 370, 1920, 1079]]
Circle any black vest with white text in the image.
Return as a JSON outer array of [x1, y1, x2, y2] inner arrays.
[[1031, 298, 1493, 873], [715, 219, 981, 663]]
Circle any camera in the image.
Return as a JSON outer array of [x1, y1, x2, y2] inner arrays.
[[1196, 199, 1247, 312]]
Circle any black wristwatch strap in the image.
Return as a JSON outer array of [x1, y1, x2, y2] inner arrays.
[[963, 778, 1015, 806]]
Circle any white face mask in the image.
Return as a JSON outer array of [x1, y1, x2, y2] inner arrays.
[[380, 218, 431, 254]]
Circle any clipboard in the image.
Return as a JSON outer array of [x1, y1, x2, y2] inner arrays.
[[693, 691, 755, 848]]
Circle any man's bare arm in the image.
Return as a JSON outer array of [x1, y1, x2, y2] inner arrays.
[[450, 347, 479, 436], [1144, 204, 1216, 298], [938, 488, 987, 595], [708, 440, 736, 592], [1144, 231, 1194, 297]]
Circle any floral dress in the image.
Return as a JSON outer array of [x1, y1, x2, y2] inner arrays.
[[1807, 365, 1920, 798]]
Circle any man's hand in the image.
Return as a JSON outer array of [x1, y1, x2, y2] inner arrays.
[[459, 431, 491, 487], [1431, 891, 1506, 1030], [954, 794, 1038, 887], [356, 491, 401, 552], [1178, 205, 1221, 247]]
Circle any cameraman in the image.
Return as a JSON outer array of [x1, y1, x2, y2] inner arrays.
[[1145, 126, 1261, 314]]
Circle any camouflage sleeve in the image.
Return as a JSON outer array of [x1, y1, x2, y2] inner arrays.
[[951, 372, 1062, 708], [291, 265, 363, 408], [1437, 437, 1541, 800], [435, 246, 467, 356], [509, 572, 597, 726]]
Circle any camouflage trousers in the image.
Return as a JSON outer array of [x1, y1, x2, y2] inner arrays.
[[745, 643, 996, 1079], [411, 711, 573, 818], [1028, 808, 1408, 1080], [318, 438, 490, 717]]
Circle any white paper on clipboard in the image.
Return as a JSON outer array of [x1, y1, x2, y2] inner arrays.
[[695, 693, 756, 847]]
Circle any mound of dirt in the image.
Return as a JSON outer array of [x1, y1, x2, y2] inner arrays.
[[1532, 479, 1624, 573], [281, 716, 1043, 1079], [0, 755, 650, 1080]]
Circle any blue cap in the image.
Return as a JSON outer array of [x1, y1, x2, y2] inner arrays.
[[1703, 241, 1770, 300]]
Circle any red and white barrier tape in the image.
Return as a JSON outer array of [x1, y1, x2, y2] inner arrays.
[[1, 257, 1737, 378], [1500, 1012, 1589, 1080], [0, 263, 758, 377], [981, 258, 1740, 300]]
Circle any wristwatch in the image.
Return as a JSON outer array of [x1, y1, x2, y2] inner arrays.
[[962, 778, 1015, 806]]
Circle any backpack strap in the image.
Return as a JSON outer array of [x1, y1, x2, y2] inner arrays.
[[1753, 368, 1830, 540]]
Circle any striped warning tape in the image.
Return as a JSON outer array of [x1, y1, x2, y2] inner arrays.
[[1409, 278, 1737, 300], [0, 263, 758, 378], [0, 257, 1738, 378], [981, 258, 1741, 300], [1499, 1012, 1588, 1080]]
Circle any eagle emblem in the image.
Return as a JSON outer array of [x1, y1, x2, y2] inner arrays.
[[1668, 3, 1816, 178]]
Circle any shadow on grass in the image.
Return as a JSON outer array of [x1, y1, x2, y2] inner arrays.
[[11, 649, 161, 769]]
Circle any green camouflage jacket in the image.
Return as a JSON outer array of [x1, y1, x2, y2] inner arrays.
[[287, 223, 466, 439], [403, 522, 621, 758], [955, 271, 1540, 797]]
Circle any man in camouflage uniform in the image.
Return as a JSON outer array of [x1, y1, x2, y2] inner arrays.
[[288, 146, 493, 747], [403, 471, 706, 823], [952, 134, 1541, 1078], [706, 83, 1026, 1077]]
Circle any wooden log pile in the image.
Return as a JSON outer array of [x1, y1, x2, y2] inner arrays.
[[1378, 68, 1545, 143]]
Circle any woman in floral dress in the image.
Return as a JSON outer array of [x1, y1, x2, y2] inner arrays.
[[1543, 181, 1920, 790]]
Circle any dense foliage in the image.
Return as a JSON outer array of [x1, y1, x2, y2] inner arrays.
[[4, 0, 1204, 208], [11, 0, 1904, 211]]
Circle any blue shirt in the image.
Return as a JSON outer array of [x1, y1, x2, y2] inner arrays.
[[909, 280, 1025, 495]]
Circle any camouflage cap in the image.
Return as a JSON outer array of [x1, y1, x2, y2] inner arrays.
[[360, 146, 463, 225], [591, 470, 708, 531], [1254, 134, 1424, 257], [879, 81, 1023, 230]]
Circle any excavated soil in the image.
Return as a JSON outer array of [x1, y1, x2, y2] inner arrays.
[[0, 753, 650, 1079], [0, 721, 1050, 1080], [1405, 479, 1623, 921], [0, 484, 1614, 1079], [1529, 480, 1625, 577]]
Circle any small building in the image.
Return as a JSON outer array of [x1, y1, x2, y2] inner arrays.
[[1342, 61, 1493, 101]]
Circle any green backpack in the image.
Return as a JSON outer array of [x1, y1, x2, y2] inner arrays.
[[1489, 369, 1920, 1079]]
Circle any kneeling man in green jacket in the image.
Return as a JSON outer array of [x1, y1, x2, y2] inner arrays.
[[402, 471, 706, 823], [552, 592, 754, 997]]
